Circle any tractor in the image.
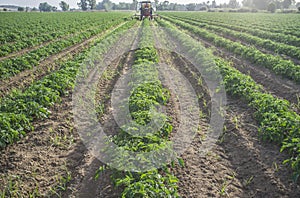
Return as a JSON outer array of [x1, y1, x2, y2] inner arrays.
[[133, 1, 159, 20]]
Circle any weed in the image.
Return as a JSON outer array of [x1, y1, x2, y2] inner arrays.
[[244, 176, 254, 186]]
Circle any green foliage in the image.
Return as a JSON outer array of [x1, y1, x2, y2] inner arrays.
[[77, 0, 88, 11], [163, 12, 300, 46], [228, 0, 240, 8], [39, 2, 55, 12], [0, 14, 127, 79], [163, 15, 300, 83], [59, 1, 69, 11], [0, 19, 136, 148], [217, 56, 300, 181], [0, 12, 129, 57], [79, 0, 97, 10], [158, 17, 300, 180], [100, 20, 180, 197], [0, 113, 31, 147], [120, 170, 178, 198], [267, 2, 276, 13], [88, 0, 97, 10], [17, 7, 24, 12], [282, 0, 293, 9]]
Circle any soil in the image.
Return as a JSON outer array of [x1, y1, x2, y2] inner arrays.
[[0, 36, 66, 62], [1, 19, 300, 198], [199, 21, 300, 65], [63, 22, 144, 198], [0, 22, 130, 197], [62, 53, 130, 198], [0, 93, 76, 197], [174, 21, 300, 112], [0, 46, 131, 198], [0, 23, 108, 62], [160, 50, 300, 197], [0, 22, 126, 98]]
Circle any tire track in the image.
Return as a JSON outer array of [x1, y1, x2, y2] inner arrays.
[[0, 21, 141, 198], [159, 49, 300, 197], [168, 20, 300, 112], [153, 20, 300, 197], [63, 22, 142, 198]]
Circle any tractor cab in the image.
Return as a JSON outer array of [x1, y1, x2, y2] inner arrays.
[[133, 1, 158, 20]]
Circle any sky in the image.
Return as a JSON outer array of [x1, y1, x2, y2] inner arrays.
[[0, 0, 236, 9]]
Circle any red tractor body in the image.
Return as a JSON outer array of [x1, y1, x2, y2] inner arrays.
[[133, 1, 159, 20]]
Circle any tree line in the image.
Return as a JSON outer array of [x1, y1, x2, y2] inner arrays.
[[242, 0, 297, 10], [35, 0, 300, 12], [38, 1, 68, 12]]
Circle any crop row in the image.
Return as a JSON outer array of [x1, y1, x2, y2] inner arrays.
[[0, 13, 127, 57], [100, 20, 180, 197], [170, 16, 300, 61], [228, 19, 300, 38], [158, 19, 300, 181], [0, 12, 129, 44], [0, 20, 137, 148], [162, 16, 300, 83], [164, 12, 300, 39], [0, 13, 69, 42], [203, 13, 300, 38], [0, 18, 125, 80], [162, 12, 300, 48]]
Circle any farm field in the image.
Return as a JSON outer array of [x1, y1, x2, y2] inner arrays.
[[0, 11, 300, 197]]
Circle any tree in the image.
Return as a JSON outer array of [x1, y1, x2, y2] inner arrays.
[[162, 1, 169, 10], [165, 3, 174, 10], [97, 0, 113, 11], [199, 6, 208, 11], [103, 0, 113, 11], [59, 1, 69, 11], [267, 2, 276, 12], [205, 1, 210, 8], [242, 0, 253, 7], [154, 0, 160, 10], [186, 3, 196, 11], [78, 0, 88, 11], [252, 0, 270, 10], [115, 2, 130, 10], [18, 7, 25, 11], [96, 1, 103, 9], [32, 7, 39, 11], [297, 2, 300, 11], [88, 0, 97, 10], [228, 0, 240, 8], [274, 0, 282, 9], [131, 0, 137, 10], [211, 0, 217, 8], [282, 0, 292, 9], [157, 3, 163, 10], [39, 2, 53, 12]]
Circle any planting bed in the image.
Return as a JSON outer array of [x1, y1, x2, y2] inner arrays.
[[1, 11, 300, 197]]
